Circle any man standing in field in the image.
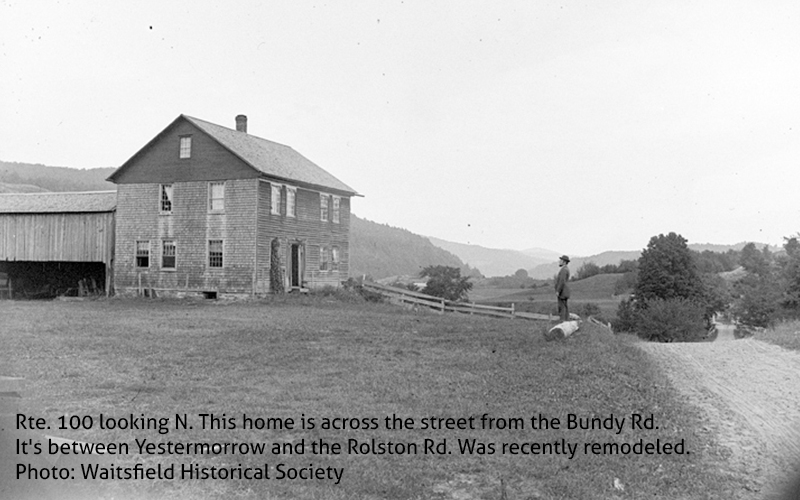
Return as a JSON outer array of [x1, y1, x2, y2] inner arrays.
[[555, 255, 571, 321]]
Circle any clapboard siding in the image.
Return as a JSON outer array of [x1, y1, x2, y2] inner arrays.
[[255, 181, 350, 289], [0, 212, 114, 264]]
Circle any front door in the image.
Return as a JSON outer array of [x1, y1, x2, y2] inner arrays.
[[289, 243, 304, 289]]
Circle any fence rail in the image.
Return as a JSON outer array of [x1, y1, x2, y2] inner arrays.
[[361, 282, 555, 321]]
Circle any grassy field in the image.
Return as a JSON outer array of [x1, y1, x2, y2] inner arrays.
[[1, 296, 742, 499], [471, 274, 625, 321], [755, 319, 800, 352]]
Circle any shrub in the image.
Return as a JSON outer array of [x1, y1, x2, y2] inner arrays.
[[613, 298, 638, 333], [419, 265, 472, 302], [576, 302, 602, 317], [731, 276, 780, 328], [343, 278, 385, 303], [635, 298, 707, 342]]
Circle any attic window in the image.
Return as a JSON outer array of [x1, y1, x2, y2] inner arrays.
[[179, 136, 192, 158]]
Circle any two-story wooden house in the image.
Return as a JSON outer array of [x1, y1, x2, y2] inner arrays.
[[107, 114, 359, 298]]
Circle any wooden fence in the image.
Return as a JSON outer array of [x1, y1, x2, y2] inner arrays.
[[362, 282, 556, 321]]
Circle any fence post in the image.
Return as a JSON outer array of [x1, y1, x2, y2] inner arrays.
[[440, 299, 445, 314], [511, 303, 515, 317]]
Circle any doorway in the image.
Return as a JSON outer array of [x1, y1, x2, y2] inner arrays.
[[289, 243, 304, 289]]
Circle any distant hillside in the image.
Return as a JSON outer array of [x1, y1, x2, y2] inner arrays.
[[481, 273, 626, 304], [521, 247, 562, 261], [350, 215, 478, 280], [527, 243, 776, 280], [428, 237, 552, 277], [0, 182, 48, 193], [528, 250, 643, 279], [0, 161, 116, 192]]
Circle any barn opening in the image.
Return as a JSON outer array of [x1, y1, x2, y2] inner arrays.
[[0, 261, 106, 299], [0, 191, 117, 300]]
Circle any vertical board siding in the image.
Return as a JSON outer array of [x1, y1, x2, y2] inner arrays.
[[0, 213, 114, 263]]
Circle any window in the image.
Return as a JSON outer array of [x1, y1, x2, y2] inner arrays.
[[209, 182, 225, 212], [160, 184, 173, 213], [135, 240, 150, 268], [179, 136, 192, 158], [208, 240, 223, 268], [331, 246, 340, 271], [320, 246, 329, 271], [320, 194, 329, 221], [286, 187, 296, 217], [271, 184, 282, 215], [332, 196, 341, 224], [162, 240, 176, 269]]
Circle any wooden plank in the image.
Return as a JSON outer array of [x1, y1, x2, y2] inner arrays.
[[514, 311, 556, 321]]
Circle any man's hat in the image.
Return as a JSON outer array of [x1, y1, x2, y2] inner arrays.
[[559, 255, 570, 263]]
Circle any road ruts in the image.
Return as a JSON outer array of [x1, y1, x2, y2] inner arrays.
[[639, 338, 800, 499]]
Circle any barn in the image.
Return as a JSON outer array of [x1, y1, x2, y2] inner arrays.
[[0, 191, 116, 298]]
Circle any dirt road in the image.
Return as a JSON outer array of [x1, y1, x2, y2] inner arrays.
[[639, 336, 800, 499]]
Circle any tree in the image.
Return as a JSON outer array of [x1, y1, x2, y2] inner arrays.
[[514, 268, 529, 279], [575, 261, 601, 280], [626, 232, 711, 342], [740, 242, 772, 277], [634, 233, 706, 306], [419, 265, 473, 302], [782, 235, 800, 309]]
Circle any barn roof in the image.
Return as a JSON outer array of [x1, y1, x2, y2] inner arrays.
[[0, 191, 116, 214]]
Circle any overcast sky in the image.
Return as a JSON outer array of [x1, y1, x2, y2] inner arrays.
[[2, 1, 798, 256]]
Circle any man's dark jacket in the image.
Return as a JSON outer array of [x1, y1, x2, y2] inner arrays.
[[555, 265, 571, 299]]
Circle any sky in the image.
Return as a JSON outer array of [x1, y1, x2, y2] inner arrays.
[[2, 0, 799, 257]]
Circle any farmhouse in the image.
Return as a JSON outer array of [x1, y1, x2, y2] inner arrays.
[[107, 114, 359, 298], [0, 191, 116, 298], [0, 114, 359, 298]]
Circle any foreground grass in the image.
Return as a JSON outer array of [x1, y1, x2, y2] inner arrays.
[[755, 319, 800, 352], [0, 297, 741, 499]]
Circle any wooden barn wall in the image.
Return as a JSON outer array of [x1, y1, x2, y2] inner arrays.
[[255, 180, 351, 291], [0, 212, 114, 264], [114, 179, 257, 295]]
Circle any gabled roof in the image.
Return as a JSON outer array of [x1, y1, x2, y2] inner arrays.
[[0, 191, 117, 214], [109, 115, 360, 196]]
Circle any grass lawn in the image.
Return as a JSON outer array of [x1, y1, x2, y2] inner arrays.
[[1, 296, 741, 499], [472, 275, 626, 321], [754, 319, 800, 352]]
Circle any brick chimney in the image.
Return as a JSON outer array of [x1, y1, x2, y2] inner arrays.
[[235, 115, 247, 133]]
